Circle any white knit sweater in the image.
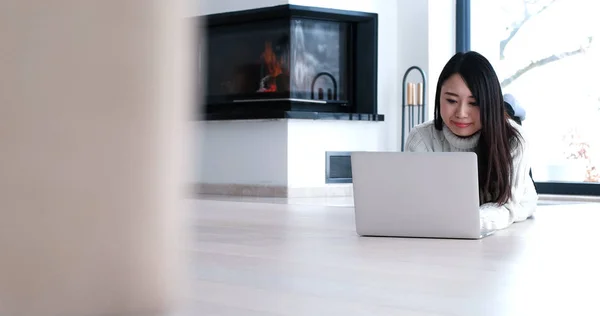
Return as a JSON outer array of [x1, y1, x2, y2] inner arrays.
[[404, 120, 538, 232]]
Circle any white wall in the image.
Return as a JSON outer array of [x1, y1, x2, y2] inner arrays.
[[199, 120, 288, 185], [191, 0, 287, 16], [396, 0, 430, 150], [287, 120, 385, 188], [427, 0, 456, 120]]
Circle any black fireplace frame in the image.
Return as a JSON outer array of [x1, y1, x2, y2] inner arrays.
[[196, 5, 383, 121]]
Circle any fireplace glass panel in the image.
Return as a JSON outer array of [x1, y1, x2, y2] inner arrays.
[[205, 17, 349, 103], [206, 18, 291, 101], [289, 18, 349, 102]]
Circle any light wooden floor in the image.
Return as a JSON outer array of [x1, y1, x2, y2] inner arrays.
[[184, 197, 600, 316]]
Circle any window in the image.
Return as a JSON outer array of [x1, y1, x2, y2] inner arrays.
[[459, 0, 600, 195]]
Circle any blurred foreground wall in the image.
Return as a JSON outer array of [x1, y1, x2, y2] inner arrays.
[[0, 1, 195, 315]]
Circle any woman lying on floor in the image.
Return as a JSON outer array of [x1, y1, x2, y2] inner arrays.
[[405, 51, 538, 232]]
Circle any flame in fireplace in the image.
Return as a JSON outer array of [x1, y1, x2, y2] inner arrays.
[[262, 41, 283, 78], [258, 41, 283, 92]]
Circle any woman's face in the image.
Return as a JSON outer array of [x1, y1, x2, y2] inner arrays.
[[440, 73, 482, 137]]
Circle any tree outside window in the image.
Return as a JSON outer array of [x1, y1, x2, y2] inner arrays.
[[473, 0, 599, 183]]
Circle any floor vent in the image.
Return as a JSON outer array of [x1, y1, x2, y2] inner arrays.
[[326, 151, 352, 183]]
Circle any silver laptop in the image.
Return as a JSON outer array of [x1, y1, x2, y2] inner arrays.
[[351, 151, 493, 239]]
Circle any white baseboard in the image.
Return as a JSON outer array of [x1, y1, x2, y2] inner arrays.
[[287, 184, 353, 198], [192, 183, 353, 198], [538, 194, 600, 203], [193, 183, 287, 197]]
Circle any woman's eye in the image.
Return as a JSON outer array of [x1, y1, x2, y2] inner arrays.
[[446, 99, 457, 104], [469, 102, 478, 106]]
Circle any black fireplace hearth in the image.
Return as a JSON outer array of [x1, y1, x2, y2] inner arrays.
[[196, 5, 383, 121]]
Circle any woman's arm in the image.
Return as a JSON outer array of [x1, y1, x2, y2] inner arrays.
[[479, 136, 538, 231], [404, 128, 431, 152]]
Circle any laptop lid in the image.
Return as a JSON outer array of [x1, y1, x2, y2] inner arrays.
[[351, 151, 482, 239]]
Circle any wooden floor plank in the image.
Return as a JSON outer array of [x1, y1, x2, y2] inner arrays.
[[184, 199, 600, 316]]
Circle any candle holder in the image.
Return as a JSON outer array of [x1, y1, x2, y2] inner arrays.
[[401, 66, 427, 151]]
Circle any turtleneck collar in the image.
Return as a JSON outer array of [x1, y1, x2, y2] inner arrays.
[[442, 124, 480, 150]]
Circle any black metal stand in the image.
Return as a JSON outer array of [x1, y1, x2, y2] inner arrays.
[[401, 66, 427, 151]]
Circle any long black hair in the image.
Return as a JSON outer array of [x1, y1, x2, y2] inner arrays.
[[434, 51, 522, 205]]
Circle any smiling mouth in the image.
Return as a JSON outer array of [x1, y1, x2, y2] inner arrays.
[[452, 122, 472, 128]]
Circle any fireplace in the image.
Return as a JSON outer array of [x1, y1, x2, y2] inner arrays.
[[196, 5, 383, 121]]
